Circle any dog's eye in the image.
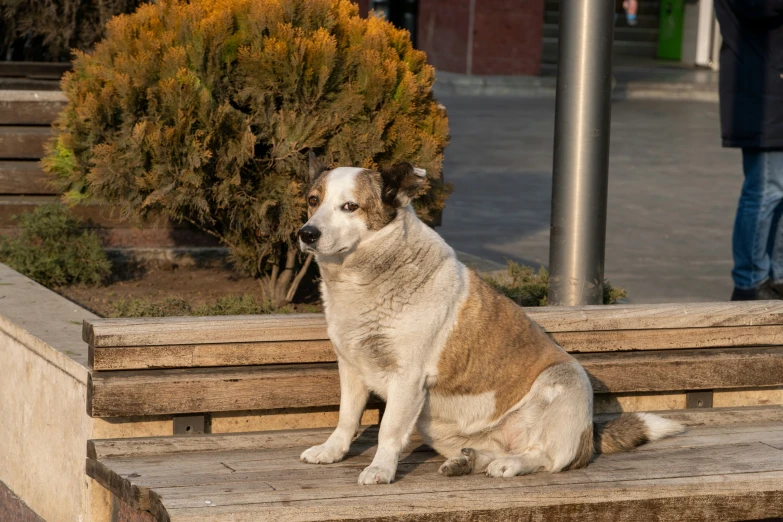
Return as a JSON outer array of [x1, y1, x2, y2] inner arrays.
[[308, 195, 318, 207], [342, 202, 359, 212]]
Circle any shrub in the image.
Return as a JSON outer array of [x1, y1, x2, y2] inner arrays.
[[484, 261, 627, 306], [0, 0, 144, 61], [45, 0, 450, 304], [110, 294, 298, 318], [0, 204, 111, 287]]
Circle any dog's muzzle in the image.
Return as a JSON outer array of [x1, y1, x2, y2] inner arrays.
[[298, 225, 321, 246]]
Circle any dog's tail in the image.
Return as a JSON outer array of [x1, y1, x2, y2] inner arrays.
[[594, 413, 684, 455]]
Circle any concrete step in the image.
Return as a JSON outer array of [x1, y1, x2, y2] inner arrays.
[[543, 24, 659, 42], [545, 11, 660, 29], [542, 37, 658, 64]]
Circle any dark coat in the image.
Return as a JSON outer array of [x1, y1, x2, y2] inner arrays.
[[715, 0, 783, 149]]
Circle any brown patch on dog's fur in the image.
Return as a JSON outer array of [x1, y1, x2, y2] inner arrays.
[[362, 333, 398, 371], [594, 414, 649, 454], [563, 425, 594, 470], [306, 172, 329, 218], [432, 272, 574, 420], [354, 170, 397, 231]]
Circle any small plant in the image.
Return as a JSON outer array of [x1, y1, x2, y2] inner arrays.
[[110, 294, 297, 318], [484, 261, 627, 306], [0, 204, 111, 287], [45, 0, 450, 305]]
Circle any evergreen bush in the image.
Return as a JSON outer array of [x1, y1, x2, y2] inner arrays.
[[44, 0, 450, 304], [0, 204, 111, 287]]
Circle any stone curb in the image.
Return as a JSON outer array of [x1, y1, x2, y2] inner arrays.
[[434, 72, 719, 102]]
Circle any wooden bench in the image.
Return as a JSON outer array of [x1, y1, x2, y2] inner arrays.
[[84, 301, 783, 521]]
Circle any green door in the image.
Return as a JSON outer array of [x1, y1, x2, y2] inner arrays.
[[658, 0, 685, 60]]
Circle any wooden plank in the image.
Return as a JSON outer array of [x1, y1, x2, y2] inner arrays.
[[0, 161, 55, 194], [90, 340, 336, 370], [581, 346, 783, 393], [162, 475, 783, 522], [525, 300, 783, 332], [88, 426, 380, 460], [88, 363, 344, 417], [85, 422, 783, 521], [0, 90, 66, 125], [152, 442, 783, 508], [553, 324, 783, 352], [83, 301, 783, 351], [0, 62, 71, 79], [87, 348, 783, 417], [0, 126, 51, 159], [84, 314, 331, 348], [89, 323, 783, 370]]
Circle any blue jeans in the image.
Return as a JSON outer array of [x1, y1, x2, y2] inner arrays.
[[732, 150, 783, 290]]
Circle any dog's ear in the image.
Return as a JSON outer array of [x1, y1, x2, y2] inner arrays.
[[380, 163, 427, 207], [308, 151, 328, 182]]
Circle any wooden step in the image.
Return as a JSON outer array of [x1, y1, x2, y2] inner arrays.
[[0, 90, 65, 125], [86, 406, 783, 521], [0, 62, 71, 79], [0, 126, 52, 159], [87, 346, 783, 417], [0, 161, 56, 194]]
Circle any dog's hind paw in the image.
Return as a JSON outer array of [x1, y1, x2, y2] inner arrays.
[[439, 448, 477, 477]]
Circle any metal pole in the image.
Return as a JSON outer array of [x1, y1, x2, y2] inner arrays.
[[547, 0, 615, 306]]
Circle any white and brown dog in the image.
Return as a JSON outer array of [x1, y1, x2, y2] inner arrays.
[[298, 154, 683, 485]]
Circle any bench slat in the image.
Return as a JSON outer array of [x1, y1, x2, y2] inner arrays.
[[89, 323, 783, 370], [87, 347, 783, 417], [84, 301, 783, 349]]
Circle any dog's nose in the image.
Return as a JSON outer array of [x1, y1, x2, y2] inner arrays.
[[298, 225, 321, 245]]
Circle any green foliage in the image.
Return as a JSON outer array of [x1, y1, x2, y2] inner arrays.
[[45, 0, 450, 303], [484, 261, 627, 307], [0, 204, 111, 287], [0, 0, 144, 61], [109, 294, 297, 318]]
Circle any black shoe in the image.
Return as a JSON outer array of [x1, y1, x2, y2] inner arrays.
[[731, 281, 781, 301]]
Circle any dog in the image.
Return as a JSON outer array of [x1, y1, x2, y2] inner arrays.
[[297, 153, 683, 485]]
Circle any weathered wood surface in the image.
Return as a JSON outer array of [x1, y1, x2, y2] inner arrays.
[[0, 126, 51, 159], [87, 347, 783, 416], [90, 340, 336, 370], [87, 301, 783, 371], [86, 406, 783, 522], [87, 301, 783, 346], [0, 62, 71, 79], [90, 324, 783, 370], [0, 90, 65, 124], [0, 161, 55, 194]]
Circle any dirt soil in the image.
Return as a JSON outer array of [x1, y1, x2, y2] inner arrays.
[[57, 265, 322, 317]]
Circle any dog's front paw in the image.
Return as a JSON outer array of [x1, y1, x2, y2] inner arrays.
[[358, 465, 395, 485], [300, 443, 346, 464]]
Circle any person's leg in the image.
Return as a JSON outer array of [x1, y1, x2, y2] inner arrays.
[[732, 150, 783, 299], [765, 152, 783, 286]]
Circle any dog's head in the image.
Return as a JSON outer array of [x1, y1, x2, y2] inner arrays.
[[298, 152, 426, 256]]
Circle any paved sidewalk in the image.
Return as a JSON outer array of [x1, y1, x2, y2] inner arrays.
[[434, 64, 719, 102], [436, 95, 740, 304]]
